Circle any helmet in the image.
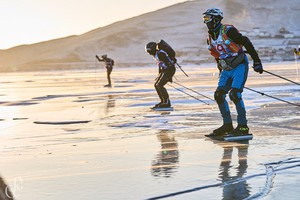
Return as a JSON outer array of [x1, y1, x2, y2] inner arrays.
[[101, 54, 107, 59], [145, 42, 157, 55], [203, 8, 223, 19], [203, 8, 223, 31]]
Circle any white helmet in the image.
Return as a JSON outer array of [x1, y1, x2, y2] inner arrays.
[[203, 8, 223, 19]]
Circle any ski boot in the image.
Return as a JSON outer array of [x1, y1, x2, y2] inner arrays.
[[223, 124, 253, 141], [152, 102, 163, 109], [205, 123, 234, 138], [156, 99, 171, 108], [226, 124, 249, 136]]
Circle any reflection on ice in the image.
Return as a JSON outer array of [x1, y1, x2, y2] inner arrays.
[[0, 65, 299, 200], [104, 95, 116, 115], [151, 130, 179, 178], [217, 141, 251, 200]]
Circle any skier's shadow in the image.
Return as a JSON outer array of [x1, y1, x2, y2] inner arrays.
[[216, 141, 251, 200], [150, 130, 179, 178]]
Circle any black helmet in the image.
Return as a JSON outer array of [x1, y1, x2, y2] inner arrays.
[[145, 42, 157, 55], [203, 8, 223, 31], [101, 54, 107, 59]]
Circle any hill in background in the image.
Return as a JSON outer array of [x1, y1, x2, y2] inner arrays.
[[0, 0, 299, 72]]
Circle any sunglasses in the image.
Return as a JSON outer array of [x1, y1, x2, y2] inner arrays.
[[203, 15, 212, 23]]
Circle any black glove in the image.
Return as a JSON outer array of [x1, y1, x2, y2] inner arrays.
[[95, 55, 99, 59], [253, 61, 263, 74]]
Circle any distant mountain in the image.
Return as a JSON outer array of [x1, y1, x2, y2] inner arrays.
[[0, 0, 299, 72]]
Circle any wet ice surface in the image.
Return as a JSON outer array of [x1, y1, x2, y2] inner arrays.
[[0, 63, 299, 200]]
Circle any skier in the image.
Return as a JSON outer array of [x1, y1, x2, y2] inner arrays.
[[145, 41, 176, 108], [293, 45, 300, 56], [202, 8, 263, 137], [96, 54, 114, 87]]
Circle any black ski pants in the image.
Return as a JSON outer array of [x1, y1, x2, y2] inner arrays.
[[106, 65, 113, 85], [154, 68, 175, 103]]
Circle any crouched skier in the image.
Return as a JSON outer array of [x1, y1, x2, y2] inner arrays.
[[145, 42, 176, 109]]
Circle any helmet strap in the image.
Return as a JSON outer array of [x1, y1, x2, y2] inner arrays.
[[213, 21, 222, 31], [208, 22, 222, 40]]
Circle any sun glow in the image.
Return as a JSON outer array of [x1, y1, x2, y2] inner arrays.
[[0, 0, 186, 49]]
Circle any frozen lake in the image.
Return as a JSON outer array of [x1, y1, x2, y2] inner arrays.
[[0, 62, 299, 200]]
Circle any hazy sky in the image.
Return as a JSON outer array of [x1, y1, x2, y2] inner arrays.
[[0, 0, 187, 49]]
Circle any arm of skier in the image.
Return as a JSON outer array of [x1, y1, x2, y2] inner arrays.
[[227, 27, 263, 74], [95, 55, 104, 62], [207, 38, 222, 74]]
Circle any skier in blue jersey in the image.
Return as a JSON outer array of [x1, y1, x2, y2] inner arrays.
[[203, 8, 263, 137]]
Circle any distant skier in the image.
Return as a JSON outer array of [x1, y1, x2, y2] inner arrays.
[[145, 41, 176, 109], [202, 8, 263, 137], [96, 54, 114, 87], [293, 46, 300, 56]]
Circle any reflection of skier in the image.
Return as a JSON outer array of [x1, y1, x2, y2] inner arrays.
[[151, 130, 179, 178], [218, 143, 250, 200], [96, 54, 114, 87], [203, 8, 263, 137], [104, 95, 115, 115], [145, 42, 176, 109]]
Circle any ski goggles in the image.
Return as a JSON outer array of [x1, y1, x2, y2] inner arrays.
[[203, 15, 212, 23]]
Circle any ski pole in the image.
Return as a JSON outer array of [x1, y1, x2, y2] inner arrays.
[[244, 87, 300, 107], [175, 63, 189, 77], [173, 81, 215, 101], [263, 70, 300, 86], [167, 83, 209, 105]]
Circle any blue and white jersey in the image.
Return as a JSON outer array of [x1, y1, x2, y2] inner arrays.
[[154, 50, 174, 70]]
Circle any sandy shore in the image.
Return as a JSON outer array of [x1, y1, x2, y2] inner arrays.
[[0, 62, 299, 200]]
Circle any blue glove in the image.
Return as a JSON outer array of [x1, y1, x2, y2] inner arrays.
[[253, 61, 263, 74]]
